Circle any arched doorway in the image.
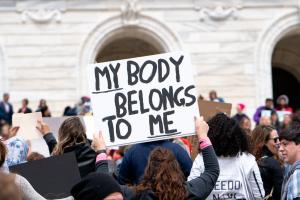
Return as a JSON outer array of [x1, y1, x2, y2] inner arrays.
[[272, 33, 300, 111], [96, 37, 162, 62], [255, 10, 300, 113], [272, 68, 300, 111], [78, 14, 182, 96]]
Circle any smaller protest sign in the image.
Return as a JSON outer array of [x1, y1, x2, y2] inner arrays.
[[12, 112, 42, 140], [261, 110, 271, 118], [9, 152, 80, 199], [277, 111, 291, 122], [198, 100, 232, 121]]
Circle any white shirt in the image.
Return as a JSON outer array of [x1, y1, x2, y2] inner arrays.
[[4, 102, 10, 113], [188, 152, 265, 200]]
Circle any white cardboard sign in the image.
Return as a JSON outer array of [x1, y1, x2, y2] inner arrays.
[[12, 112, 42, 140], [87, 52, 198, 147]]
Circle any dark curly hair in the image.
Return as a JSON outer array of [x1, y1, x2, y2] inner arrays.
[[135, 147, 187, 200], [208, 113, 250, 157]]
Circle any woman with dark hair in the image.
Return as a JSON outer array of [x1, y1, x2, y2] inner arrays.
[[38, 116, 97, 177], [72, 116, 220, 200], [276, 95, 293, 113], [251, 125, 283, 200], [189, 113, 265, 199], [239, 115, 251, 135]]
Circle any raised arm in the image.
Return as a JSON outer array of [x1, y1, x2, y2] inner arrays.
[[37, 121, 57, 154], [186, 117, 220, 199]]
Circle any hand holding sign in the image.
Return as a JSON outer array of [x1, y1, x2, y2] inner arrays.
[[92, 131, 106, 151], [195, 116, 209, 139], [9, 126, 20, 138], [36, 121, 50, 136]]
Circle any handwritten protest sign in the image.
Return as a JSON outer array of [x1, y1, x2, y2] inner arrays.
[[12, 112, 42, 140], [87, 52, 199, 147]]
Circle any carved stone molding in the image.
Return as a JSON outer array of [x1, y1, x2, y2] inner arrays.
[[198, 6, 242, 21], [21, 9, 63, 24], [121, 0, 140, 25]]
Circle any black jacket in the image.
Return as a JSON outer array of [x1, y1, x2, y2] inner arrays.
[[0, 101, 13, 125], [43, 133, 96, 178], [96, 145, 220, 200], [258, 146, 283, 200]]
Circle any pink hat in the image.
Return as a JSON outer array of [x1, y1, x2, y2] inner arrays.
[[237, 103, 245, 111]]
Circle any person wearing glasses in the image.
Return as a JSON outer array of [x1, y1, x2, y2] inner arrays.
[[251, 125, 283, 200]]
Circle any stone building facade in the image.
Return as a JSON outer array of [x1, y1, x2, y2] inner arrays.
[[0, 0, 299, 116]]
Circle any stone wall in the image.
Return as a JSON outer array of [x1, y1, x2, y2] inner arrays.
[[0, 0, 298, 116]]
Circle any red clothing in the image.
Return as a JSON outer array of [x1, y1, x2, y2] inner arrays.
[[276, 106, 293, 113]]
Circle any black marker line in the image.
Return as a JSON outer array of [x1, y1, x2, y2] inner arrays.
[[92, 88, 123, 94], [147, 132, 182, 139]]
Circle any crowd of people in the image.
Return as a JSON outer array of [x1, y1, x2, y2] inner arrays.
[[0, 90, 299, 200]]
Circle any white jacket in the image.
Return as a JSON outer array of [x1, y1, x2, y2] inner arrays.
[[188, 152, 265, 200]]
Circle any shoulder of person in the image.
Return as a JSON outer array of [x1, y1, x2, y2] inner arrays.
[[238, 152, 257, 166], [263, 156, 280, 165]]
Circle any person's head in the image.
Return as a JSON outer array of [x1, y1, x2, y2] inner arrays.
[[39, 99, 47, 107], [27, 152, 45, 162], [0, 123, 11, 139], [40, 106, 51, 117], [283, 114, 292, 126], [207, 113, 249, 157], [236, 103, 245, 114], [209, 90, 217, 100], [265, 98, 273, 109], [239, 116, 251, 133], [136, 147, 187, 200], [279, 124, 300, 165], [52, 117, 87, 155], [271, 111, 278, 123], [0, 172, 22, 200], [71, 172, 123, 200], [3, 93, 9, 102], [5, 138, 29, 166], [0, 140, 6, 168], [21, 98, 29, 107], [197, 94, 204, 101], [251, 125, 279, 161], [259, 116, 271, 126], [277, 95, 289, 107]]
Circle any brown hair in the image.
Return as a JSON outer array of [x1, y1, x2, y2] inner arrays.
[[135, 147, 187, 200], [52, 117, 87, 155], [0, 172, 22, 200], [27, 152, 45, 161], [0, 140, 7, 167], [250, 125, 275, 163]]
